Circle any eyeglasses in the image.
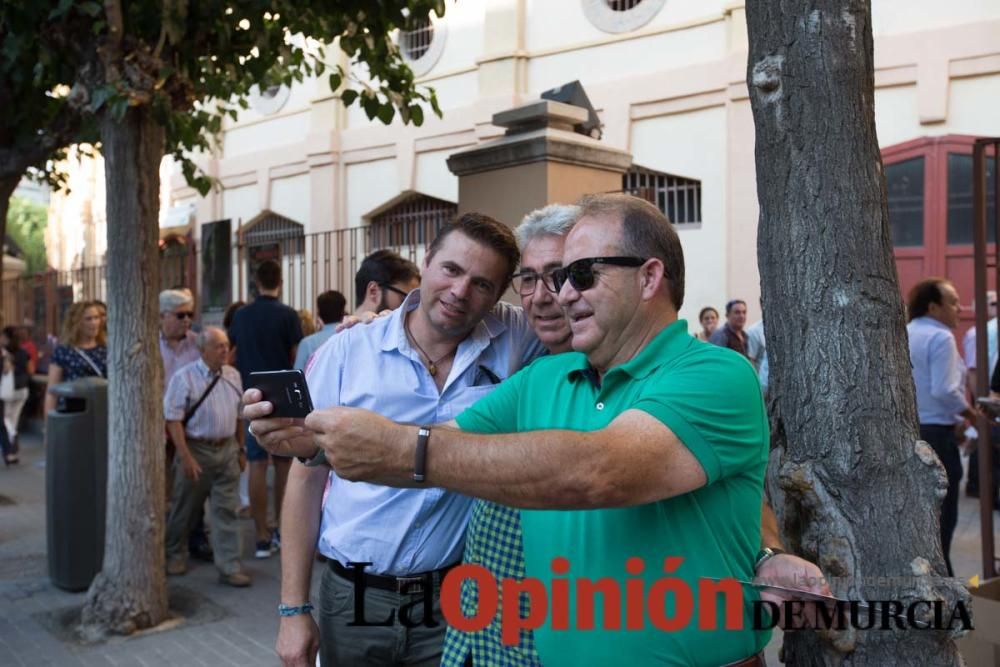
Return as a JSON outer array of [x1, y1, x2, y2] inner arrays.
[[512, 269, 560, 296], [174, 311, 195, 320], [550, 257, 648, 293], [380, 284, 411, 299]]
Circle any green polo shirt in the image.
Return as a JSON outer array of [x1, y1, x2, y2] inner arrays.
[[455, 320, 770, 667]]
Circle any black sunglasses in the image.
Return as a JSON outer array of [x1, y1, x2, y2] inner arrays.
[[174, 311, 195, 320], [380, 284, 411, 298], [551, 257, 648, 293]]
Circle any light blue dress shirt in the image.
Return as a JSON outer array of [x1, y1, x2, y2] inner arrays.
[[307, 290, 544, 575], [907, 316, 969, 425], [294, 323, 338, 370]]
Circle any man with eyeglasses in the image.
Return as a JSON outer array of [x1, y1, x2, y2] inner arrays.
[[159, 289, 200, 382], [354, 249, 421, 316], [279, 193, 780, 666]]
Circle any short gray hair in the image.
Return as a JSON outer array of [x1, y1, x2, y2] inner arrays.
[[160, 289, 193, 313], [195, 326, 227, 351], [514, 204, 580, 250]]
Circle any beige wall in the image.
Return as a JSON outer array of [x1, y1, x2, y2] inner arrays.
[[153, 0, 1000, 323]]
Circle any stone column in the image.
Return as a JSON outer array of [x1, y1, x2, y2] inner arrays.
[[447, 100, 632, 228]]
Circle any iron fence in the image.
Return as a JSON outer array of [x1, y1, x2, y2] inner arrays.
[[2, 218, 446, 341]]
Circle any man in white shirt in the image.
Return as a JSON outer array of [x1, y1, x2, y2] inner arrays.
[[906, 277, 979, 576]]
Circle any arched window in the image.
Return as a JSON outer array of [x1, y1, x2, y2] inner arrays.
[[623, 165, 702, 225], [582, 0, 666, 33], [370, 194, 457, 252]]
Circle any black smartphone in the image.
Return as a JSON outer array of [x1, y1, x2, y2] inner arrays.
[[249, 369, 314, 418]]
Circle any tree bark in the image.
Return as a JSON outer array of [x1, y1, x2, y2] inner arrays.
[[746, 1, 970, 664], [79, 105, 167, 639]]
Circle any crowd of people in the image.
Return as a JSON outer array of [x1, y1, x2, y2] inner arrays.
[[12, 193, 989, 665]]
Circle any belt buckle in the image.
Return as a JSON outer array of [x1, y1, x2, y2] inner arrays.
[[396, 574, 425, 595]]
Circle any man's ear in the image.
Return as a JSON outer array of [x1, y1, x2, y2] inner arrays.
[[640, 259, 667, 301], [365, 280, 382, 305]]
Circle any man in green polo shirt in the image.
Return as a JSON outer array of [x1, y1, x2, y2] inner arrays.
[[302, 193, 772, 665]]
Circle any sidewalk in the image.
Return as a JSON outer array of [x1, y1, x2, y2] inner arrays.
[[0, 431, 320, 667], [1, 431, 997, 666]]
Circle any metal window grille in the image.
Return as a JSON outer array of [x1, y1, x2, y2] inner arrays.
[[400, 18, 434, 61], [371, 194, 456, 249], [623, 166, 702, 224], [606, 0, 645, 11]]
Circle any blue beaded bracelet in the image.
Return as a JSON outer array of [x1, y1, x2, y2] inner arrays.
[[278, 602, 314, 617]]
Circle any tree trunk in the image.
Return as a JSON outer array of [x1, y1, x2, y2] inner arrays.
[[0, 175, 19, 317], [746, 1, 970, 664], [79, 105, 167, 639]]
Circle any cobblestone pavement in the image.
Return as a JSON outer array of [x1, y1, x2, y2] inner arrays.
[[1, 430, 996, 666], [0, 431, 320, 667]]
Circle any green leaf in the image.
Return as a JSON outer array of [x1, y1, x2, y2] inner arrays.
[[341, 89, 358, 106], [48, 0, 74, 20], [376, 104, 394, 125], [78, 2, 102, 17], [89, 86, 113, 112], [109, 97, 128, 122], [408, 104, 424, 126], [328, 72, 341, 92]]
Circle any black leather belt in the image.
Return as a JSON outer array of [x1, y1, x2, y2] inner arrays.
[[329, 559, 459, 594]]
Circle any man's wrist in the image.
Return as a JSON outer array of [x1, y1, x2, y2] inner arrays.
[[278, 602, 314, 617]]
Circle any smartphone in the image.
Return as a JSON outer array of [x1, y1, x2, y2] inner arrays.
[[249, 369, 314, 418]]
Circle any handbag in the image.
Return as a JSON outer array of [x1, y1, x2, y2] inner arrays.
[[0, 369, 14, 401]]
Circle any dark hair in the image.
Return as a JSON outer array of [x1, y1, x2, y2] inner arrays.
[[1, 326, 19, 354], [907, 278, 950, 321], [576, 193, 685, 310], [698, 306, 718, 322], [426, 212, 521, 286], [223, 301, 245, 331], [354, 250, 421, 307], [255, 260, 282, 291], [725, 299, 746, 315], [316, 291, 347, 324]]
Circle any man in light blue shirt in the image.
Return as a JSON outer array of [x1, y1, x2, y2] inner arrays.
[[906, 277, 977, 576], [261, 213, 544, 667], [293, 290, 346, 371]]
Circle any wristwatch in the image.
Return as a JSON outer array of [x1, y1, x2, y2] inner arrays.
[[298, 446, 328, 468], [754, 546, 786, 571]]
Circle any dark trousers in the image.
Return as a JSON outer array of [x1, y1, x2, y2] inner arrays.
[[920, 424, 963, 576], [318, 565, 446, 667]]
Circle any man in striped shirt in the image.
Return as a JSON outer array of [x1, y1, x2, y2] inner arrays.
[[164, 326, 250, 587]]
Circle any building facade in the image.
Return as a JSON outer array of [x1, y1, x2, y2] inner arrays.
[[36, 0, 1000, 325]]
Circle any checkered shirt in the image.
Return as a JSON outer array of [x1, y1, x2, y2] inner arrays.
[[441, 499, 543, 667]]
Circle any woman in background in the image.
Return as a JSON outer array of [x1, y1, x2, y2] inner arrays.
[[694, 306, 719, 341], [298, 309, 317, 337], [45, 301, 108, 413]]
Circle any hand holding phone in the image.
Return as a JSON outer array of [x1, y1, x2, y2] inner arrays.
[[249, 369, 314, 418]]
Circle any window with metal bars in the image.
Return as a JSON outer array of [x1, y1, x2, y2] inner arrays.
[[370, 194, 457, 249], [400, 18, 434, 61], [606, 0, 645, 11], [623, 166, 702, 225]]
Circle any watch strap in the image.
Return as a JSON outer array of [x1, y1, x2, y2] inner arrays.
[[413, 427, 431, 483]]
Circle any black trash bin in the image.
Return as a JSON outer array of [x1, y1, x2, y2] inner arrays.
[[46, 377, 108, 591]]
